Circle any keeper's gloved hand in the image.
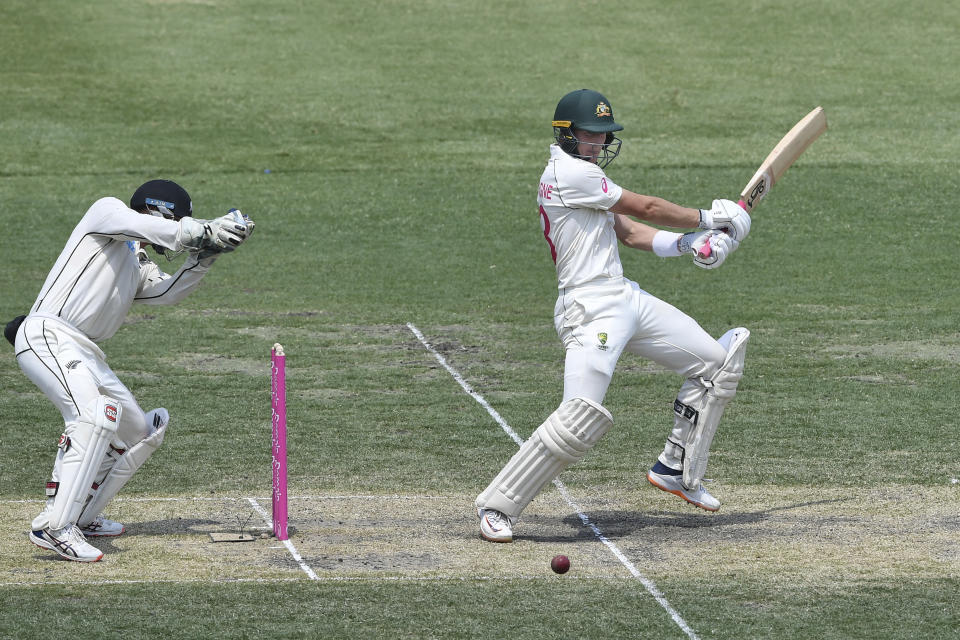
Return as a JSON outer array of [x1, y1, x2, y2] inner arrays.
[[179, 208, 255, 254]]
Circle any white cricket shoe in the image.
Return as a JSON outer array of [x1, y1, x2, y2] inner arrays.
[[478, 508, 514, 543], [79, 514, 125, 537], [29, 525, 104, 562], [647, 462, 720, 512]]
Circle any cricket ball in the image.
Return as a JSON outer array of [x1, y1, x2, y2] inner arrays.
[[550, 554, 570, 574]]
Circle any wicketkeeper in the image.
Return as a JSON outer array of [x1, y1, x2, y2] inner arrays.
[[5, 179, 254, 562], [476, 90, 751, 542]]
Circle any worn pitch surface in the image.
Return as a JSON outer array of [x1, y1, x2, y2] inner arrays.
[[2, 486, 955, 586]]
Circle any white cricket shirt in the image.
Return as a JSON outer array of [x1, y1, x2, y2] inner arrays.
[[29, 197, 212, 342], [538, 144, 624, 289]]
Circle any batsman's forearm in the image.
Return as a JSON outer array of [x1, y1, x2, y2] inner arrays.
[[648, 199, 701, 229], [611, 190, 700, 229], [614, 214, 659, 250]]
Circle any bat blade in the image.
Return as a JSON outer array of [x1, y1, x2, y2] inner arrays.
[[738, 106, 827, 212]]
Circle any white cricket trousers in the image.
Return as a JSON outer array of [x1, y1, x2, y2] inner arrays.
[[14, 313, 150, 446], [554, 277, 727, 404]]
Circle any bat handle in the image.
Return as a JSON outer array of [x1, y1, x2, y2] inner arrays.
[[698, 238, 712, 259], [737, 199, 747, 211]]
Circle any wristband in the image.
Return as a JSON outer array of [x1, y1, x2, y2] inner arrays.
[[697, 209, 709, 230], [652, 230, 683, 257]]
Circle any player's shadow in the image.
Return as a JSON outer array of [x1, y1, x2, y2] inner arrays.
[[104, 498, 269, 541], [525, 497, 852, 543], [118, 517, 224, 536], [30, 518, 230, 561]]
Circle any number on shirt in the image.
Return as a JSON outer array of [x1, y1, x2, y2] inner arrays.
[[539, 205, 557, 264]]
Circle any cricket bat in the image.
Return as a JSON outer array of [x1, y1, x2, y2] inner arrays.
[[737, 106, 827, 213], [698, 106, 826, 261]]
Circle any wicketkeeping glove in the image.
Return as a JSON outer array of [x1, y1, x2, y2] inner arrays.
[[179, 209, 255, 255], [207, 209, 254, 251]]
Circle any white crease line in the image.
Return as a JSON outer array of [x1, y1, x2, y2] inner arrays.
[[246, 497, 319, 581], [1, 495, 452, 505], [0, 577, 305, 587], [0, 575, 658, 587], [405, 323, 525, 447], [407, 322, 700, 640]]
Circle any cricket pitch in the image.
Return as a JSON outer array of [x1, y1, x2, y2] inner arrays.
[[1, 485, 956, 586]]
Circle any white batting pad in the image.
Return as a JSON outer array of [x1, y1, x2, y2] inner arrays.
[[77, 408, 169, 527], [475, 397, 613, 519], [675, 327, 750, 491], [46, 395, 121, 530]]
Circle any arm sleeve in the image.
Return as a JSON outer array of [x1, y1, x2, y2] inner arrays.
[[556, 164, 623, 210], [135, 251, 213, 305], [82, 197, 183, 250]]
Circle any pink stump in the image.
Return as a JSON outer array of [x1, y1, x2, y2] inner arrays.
[[271, 344, 289, 540]]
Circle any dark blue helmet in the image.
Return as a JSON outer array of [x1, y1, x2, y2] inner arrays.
[[130, 179, 193, 220]]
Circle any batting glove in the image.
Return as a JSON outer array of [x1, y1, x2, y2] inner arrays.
[[699, 198, 751, 242], [679, 230, 736, 270]]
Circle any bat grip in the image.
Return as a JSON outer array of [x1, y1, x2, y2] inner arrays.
[[737, 199, 747, 210], [698, 238, 712, 259]]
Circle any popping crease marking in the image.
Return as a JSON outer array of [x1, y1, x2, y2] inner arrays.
[[406, 322, 701, 640], [247, 497, 318, 580], [2, 495, 454, 504], [0, 575, 658, 587]]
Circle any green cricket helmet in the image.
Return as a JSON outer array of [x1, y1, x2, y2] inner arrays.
[[552, 89, 623, 168]]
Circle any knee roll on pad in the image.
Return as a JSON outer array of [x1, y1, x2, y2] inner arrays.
[[475, 397, 613, 519], [709, 327, 749, 400]]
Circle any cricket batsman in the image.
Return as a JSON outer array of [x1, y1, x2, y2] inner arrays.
[[5, 179, 254, 561], [476, 89, 751, 542]]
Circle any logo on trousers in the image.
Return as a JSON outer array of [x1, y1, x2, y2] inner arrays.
[[597, 332, 609, 351]]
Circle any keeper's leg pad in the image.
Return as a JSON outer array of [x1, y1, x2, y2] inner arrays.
[[77, 408, 169, 527], [34, 438, 126, 529], [45, 396, 121, 530], [475, 398, 613, 519]]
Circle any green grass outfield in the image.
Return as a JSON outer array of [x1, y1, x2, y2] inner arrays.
[[1, 1, 958, 638]]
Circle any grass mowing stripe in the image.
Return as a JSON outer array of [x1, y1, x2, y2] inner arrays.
[[407, 321, 701, 640], [246, 497, 319, 581]]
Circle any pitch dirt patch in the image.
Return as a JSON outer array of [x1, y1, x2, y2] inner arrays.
[[1, 485, 956, 587], [826, 340, 960, 363], [574, 483, 959, 586]]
